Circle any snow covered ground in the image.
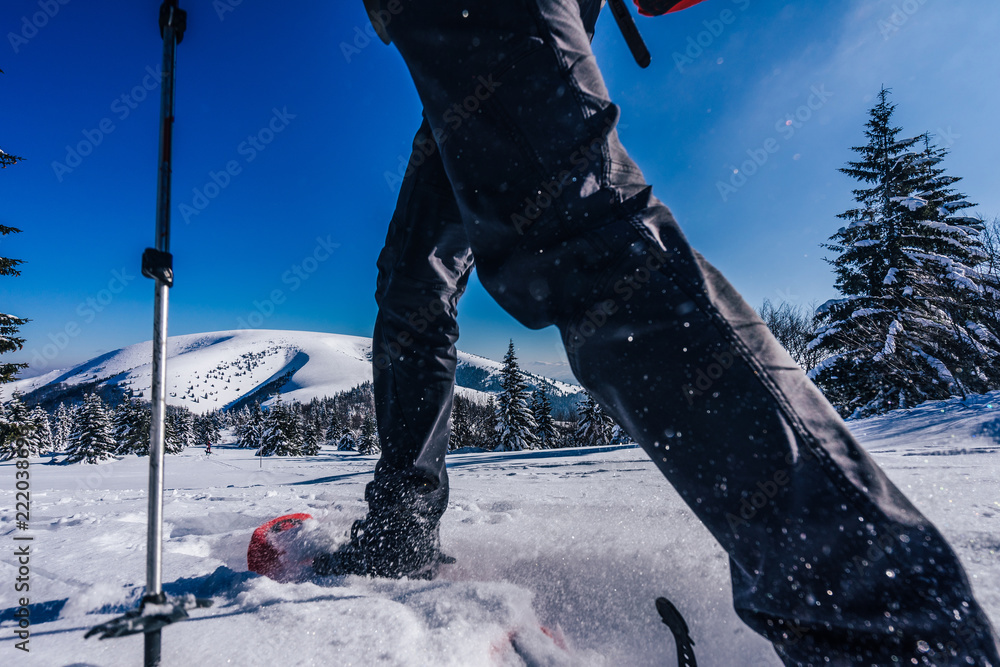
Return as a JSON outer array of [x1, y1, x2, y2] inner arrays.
[[1, 393, 999, 666]]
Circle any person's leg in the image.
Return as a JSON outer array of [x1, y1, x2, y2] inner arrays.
[[352, 118, 474, 578], [381, 0, 999, 663]]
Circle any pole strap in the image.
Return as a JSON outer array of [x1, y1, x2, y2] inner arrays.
[[142, 248, 174, 288], [159, 1, 188, 44]]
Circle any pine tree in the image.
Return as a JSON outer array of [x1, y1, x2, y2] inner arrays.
[[113, 397, 151, 455], [357, 412, 380, 455], [1, 66, 27, 383], [165, 406, 193, 454], [449, 394, 474, 451], [52, 403, 74, 453], [494, 340, 538, 451], [0, 394, 35, 460], [324, 413, 343, 445], [193, 412, 221, 450], [0, 225, 28, 385], [0, 148, 23, 168], [255, 401, 303, 457], [65, 393, 117, 464], [235, 404, 265, 448], [484, 396, 499, 450], [530, 384, 558, 448], [904, 137, 1000, 381], [610, 424, 632, 445], [575, 391, 614, 446], [300, 415, 321, 456], [27, 406, 53, 455], [0, 400, 13, 460], [811, 88, 1000, 417], [337, 430, 357, 451]]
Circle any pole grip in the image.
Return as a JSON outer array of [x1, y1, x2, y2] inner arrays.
[[160, 0, 187, 43]]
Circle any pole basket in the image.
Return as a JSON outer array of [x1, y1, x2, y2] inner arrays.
[[86, 594, 214, 640]]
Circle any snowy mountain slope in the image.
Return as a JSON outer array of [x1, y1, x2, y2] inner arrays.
[[1, 393, 998, 665], [3, 329, 583, 414]]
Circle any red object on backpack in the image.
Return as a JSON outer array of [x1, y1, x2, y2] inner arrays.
[[634, 0, 709, 17]]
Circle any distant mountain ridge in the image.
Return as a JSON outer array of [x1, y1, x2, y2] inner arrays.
[[5, 330, 583, 415]]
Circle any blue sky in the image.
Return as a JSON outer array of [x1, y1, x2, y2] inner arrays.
[[2, 0, 999, 378]]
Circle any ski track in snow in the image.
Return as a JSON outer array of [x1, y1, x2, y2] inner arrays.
[[1, 394, 999, 666]]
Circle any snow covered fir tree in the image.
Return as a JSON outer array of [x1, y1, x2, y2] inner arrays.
[[194, 412, 222, 450], [165, 406, 194, 453], [0, 147, 23, 168], [357, 413, 380, 455], [449, 394, 498, 451], [0, 117, 31, 459], [449, 394, 474, 452], [235, 403, 266, 449], [0, 79, 27, 386], [255, 399, 305, 457], [0, 223, 28, 385], [530, 384, 558, 448], [810, 88, 1000, 417], [575, 391, 614, 447], [64, 393, 118, 464], [51, 403, 74, 454], [337, 430, 357, 451], [0, 393, 36, 460], [113, 396, 152, 455], [26, 404, 53, 455], [493, 340, 538, 451]]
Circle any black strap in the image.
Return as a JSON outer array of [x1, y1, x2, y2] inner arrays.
[[608, 0, 652, 68], [656, 597, 697, 667]]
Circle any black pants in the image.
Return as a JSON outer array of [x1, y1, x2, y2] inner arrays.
[[367, 0, 1000, 663]]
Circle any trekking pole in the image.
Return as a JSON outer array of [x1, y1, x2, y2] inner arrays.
[[85, 3, 211, 663]]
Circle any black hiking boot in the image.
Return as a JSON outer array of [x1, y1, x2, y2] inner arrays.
[[312, 515, 454, 580]]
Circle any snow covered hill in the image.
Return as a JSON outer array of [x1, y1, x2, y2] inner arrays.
[[1, 392, 998, 665], [3, 329, 582, 414]]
